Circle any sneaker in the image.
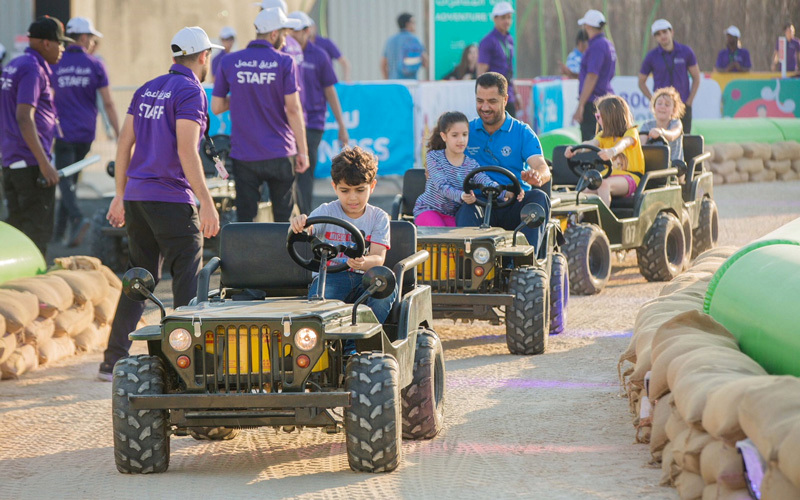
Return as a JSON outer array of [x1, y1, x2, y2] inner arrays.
[[97, 370, 113, 382], [68, 217, 91, 248]]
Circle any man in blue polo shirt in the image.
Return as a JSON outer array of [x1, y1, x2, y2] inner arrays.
[[572, 9, 616, 141], [382, 13, 427, 80], [0, 17, 68, 256], [99, 26, 222, 380], [288, 11, 349, 215], [639, 19, 700, 133], [478, 2, 518, 117], [212, 8, 309, 222], [456, 72, 551, 251], [52, 17, 120, 247]]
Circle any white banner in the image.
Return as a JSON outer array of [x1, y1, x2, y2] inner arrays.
[[414, 80, 477, 167]]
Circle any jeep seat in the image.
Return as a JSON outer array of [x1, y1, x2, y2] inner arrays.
[[608, 144, 671, 219], [551, 145, 581, 186], [682, 135, 710, 201], [391, 169, 427, 220]]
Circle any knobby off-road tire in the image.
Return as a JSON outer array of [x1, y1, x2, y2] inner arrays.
[[563, 223, 611, 295], [692, 198, 719, 259], [188, 427, 240, 441], [506, 267, 550, 355], [680, 208, 694, 269], [344, 353, 402, 472], [401, 329, 445, 440], [549, 252, 568, 335], [637, 211, 686, 282], [112, 355, 170, 474], [89, 209, 128, 273]]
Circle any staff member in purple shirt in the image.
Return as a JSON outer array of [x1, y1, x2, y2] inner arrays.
[[638, 19, 701, 134], [211, 26, 236, 80], [258, 0, 304, 84], [573, 9, 616, 141], [212, 8, 309, 222], [52, 17, 120, 247], [715, 26, 751, 73], [478, 2, 517, 117], [288, 11, 349, 215], [99, 26, 222, 381], [310, 24, 351, 82], [771, 23, 800, 72], [0, 17, 69, 256]]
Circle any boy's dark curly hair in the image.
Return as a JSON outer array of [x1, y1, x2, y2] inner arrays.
[[330, 146, 378, 185]]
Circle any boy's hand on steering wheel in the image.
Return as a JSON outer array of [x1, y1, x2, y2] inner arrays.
[[290, 214, 308, 234], [347, 256, 366, 271]]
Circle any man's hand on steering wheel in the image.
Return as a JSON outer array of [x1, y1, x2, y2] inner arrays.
[[463, 165, 522, 209]]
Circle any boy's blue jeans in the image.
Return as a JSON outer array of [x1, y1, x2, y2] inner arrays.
[[308, 271, 398, 323]]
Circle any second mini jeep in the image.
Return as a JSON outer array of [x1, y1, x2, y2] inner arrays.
[[111, 218, 444, 474]]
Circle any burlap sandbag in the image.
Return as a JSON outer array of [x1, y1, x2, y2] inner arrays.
[[0, 289, 40, 333], [675, 427, 713, 474], [739, 376, 800, 462], [792, 159, 800, 174], [651, 393, 674, 456], [675, 470, 705, 500], [749, 169, 777, 183], [724, 171, 747, 184], [693, 246, 737, 266], [777, 420, 800, 490], [52, 255, 102, 271], [1, 344, 38, 379], [701, 440, 746, 490], [658, 272, 712, 297], [0, 276, 73, 318], [650, 336, 739, 401], [667, 346, 767, 397], [94, 323, 111, 350], [37, 336, 75, 365], [701, 483, 753, 500], [669, 281, 712, 302], [771, 141, 797, 161], [54, 303, 94, 338], [736, 158, 764, 174], [777, 170, 799, 181], [740, 142, 772, 160], [651, 311, 737, 358], [688, 260, 729, 275], [762, 461, 800, 500], [714, 143, 744, 162], [661, 441, 679, 486], [666, 407, 689, 442], [23, 317, 56, 346], [765, 159, 792, 174], [0, 334, 18, 365], [676, 373, 767, 427], [710, 160, 737, 175], [701, 440, 724, 484], [49, 269, 109, 306], [712, 173, 726, 186], [0, 315, 5, 337], [93, 288, 121, 326], [100, 265, 122, 290], [702, 375, 776, 442], [74, 324, 100, 353], [634, 296, 705, 333], [629, 346, 651, 390]]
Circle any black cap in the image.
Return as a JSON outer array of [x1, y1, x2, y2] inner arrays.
[[28, 16, 75, 44]]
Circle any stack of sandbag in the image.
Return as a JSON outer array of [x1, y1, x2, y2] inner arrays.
[[0, 256, 121, 379], [707, 143, 747, 185], [706, 140, 800, 185], [770, 140, 800, 182]]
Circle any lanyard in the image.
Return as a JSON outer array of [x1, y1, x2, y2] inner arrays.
[[498, 34, 513, 78], [660, 50, 675, 86]]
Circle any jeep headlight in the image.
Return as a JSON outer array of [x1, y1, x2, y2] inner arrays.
[[472, 246, 491, 265], [295, 327, 318, 351], [169, 328, 192, 352]]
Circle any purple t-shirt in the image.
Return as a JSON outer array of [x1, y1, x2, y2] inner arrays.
[[124, 64, 207, 205], [211, 50, 227, 80], [579, 33, 617, 102], [314, 36, 342, 61], [300, 41, 337, 131], [213, 40, 299, 162], [0, 48, 57, 167], [776, 37, 800, 71], [51, 45, 109, 144], [284, 35, 304, 89], [640, 42, 697, 102], [479, 28, 515, 103], [715, 47, 751, 71]]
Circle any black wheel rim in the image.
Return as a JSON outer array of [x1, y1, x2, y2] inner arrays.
[[434, 351, 444, 410], [588, 240, 608, 278], [666, 228, 681, 266]]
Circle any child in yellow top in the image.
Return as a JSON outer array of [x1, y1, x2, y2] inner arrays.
[[565, 95, 645, 205]]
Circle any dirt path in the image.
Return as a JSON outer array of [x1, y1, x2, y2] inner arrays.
[[1, 181, 798, 499]]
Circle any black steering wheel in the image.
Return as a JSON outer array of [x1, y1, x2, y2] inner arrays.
[[647, 135, 669, 146], [566, 144, 613, 179], [287, 216, 366, 272], [463, 165, 522, 208]]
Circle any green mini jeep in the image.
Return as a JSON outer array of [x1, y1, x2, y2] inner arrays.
[[549, 135, 717, 295], [391, 166, 567, 355], [111, 218, 445, 474]]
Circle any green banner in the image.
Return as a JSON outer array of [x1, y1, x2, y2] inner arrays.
[[432, 0, 517, 80], [722, 78, 800, 118]]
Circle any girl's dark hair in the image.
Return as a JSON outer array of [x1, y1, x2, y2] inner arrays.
[[427, 111, 469, 151], [451, 44, 477, 79], [595, 94, 635, 138]]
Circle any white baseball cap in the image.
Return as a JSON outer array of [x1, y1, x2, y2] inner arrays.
[[219, 26, 236, 40], [726, 25, 741, 38], [171, 27, 223, 57], [491, 2, 514, 18], [287, 11, 314, 30], [255, 0, 287, 13], [651, 19, 672, 35], [255, 7, 302, 34], [66, 16, 103, 38], [578, 9, 606, 28]]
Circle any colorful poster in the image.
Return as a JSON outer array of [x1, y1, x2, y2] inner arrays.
[[532, 80, 563, 133], [722, 79, 800, 118], [317, 83, 415, 178], [431, 0, 517, 80]]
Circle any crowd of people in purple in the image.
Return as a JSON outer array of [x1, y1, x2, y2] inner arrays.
[[0, 2, 797, 380]]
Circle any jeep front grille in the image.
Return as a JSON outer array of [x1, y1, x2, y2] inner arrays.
[[418, 243, 480, 293]]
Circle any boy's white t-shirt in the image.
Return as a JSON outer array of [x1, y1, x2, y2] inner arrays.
[[309, 200, 391, 272]]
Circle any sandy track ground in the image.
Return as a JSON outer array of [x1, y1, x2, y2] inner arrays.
[[1, 181, 798, 499]]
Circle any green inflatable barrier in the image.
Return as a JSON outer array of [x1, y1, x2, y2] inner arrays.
[[768, 118, 800, 142], [691, 118, 785, 145], [0, 222, 46, 285], [540, 126, 580, 161], [705, 219, 800, 376]]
